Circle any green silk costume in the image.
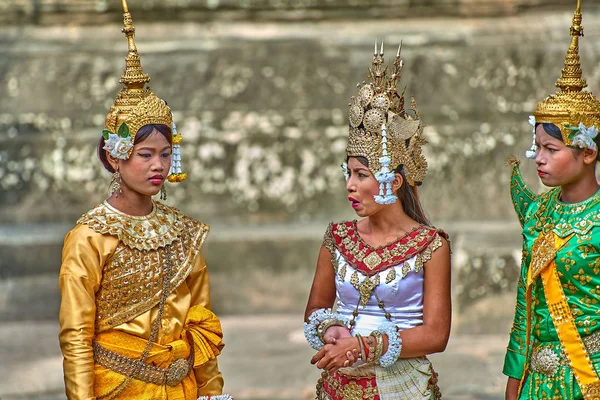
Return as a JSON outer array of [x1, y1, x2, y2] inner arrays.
[[503, 160, 600, 399]]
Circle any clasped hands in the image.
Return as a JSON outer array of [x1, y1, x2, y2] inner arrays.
[[310, 326, 360, 373]]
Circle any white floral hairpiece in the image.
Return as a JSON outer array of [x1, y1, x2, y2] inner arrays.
[[570, 122, 599, 151], [341, 162, 349, 181], [102, 123, 134, 160], [525, 115, 537, 159]]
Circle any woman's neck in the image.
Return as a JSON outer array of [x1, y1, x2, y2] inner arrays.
[[106, 191, 154, 216], [364, 204, 418, 237], [560, 170, 599, 203]]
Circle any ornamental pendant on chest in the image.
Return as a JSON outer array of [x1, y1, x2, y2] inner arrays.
[[349, 261, 395, 307]]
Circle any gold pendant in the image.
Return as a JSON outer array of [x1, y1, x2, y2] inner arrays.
[[337, 264, 346, 281], [364, 252, 382, 270], [359, 278, 375, 307], [385, 268, 396, 284], [350, 271, 359, 290]]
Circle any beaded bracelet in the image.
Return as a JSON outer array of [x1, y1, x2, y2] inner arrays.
[[377, 321, 402, 367], [303, 308, 349, 350]]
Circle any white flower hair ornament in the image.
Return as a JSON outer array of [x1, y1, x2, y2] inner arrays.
[[570, 122, 599, 151], [341, 162, 349, 181], [102, 122, 134, 160], [525, 115, 537, 159]]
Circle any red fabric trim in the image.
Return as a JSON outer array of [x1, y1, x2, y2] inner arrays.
[[332, 221, 440, 275], [323, 372, 380, 400]]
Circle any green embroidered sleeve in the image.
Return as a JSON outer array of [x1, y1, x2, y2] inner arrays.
[[503, 253, 528, 380], [508, 157, 537, 227]]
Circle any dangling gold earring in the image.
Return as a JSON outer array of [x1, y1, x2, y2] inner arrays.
[[109, 171, 123, 197], [160, 185, 167, 201]]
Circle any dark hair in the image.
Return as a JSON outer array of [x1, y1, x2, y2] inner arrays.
[[536, 122, 562, 141], [354, 156, 431, 226], [98, 123, 173, 173]]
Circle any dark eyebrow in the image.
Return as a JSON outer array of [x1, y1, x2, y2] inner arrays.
[[137, 146, 172, 152], [351, 167, 370, 173]]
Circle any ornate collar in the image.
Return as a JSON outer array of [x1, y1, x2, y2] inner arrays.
[[531, 187, 600, 237], [331, 220, 442, 275], [77, 201, 186, 251]]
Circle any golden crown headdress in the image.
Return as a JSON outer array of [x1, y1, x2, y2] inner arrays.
[[102, 0, 186, 182], [346, 40, 428, 203], [525, 0, 600, 158]]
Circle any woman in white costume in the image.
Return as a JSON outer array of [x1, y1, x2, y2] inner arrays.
[[304, 42, 451, 400]]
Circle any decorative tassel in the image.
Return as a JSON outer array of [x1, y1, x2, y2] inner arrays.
[[168, 113, 188, 182], [374, 123, 398, 205], [525, 115, 537, 159]]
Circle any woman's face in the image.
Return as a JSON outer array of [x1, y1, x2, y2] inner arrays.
[[115, 129, 172, 197], [534, 124, 585, 187], [345, 157, 385, 217]]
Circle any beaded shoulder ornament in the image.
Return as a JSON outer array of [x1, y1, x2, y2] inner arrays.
[[343, 40, 428, 204], [525, 0, 600, 159], [102, 0, 186, 183]]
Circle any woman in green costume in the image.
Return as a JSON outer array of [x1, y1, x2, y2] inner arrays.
[[503, 1, 600, 399]]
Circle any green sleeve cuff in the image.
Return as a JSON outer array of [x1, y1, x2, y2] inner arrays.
[[503, 348, 526, 380]]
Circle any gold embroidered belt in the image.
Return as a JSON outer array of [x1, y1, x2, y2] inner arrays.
[[93, 338, 194, 387], [583, 330, 600, 356], [530, 332, 600, 377]]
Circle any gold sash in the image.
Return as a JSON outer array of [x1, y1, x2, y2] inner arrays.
[[94, 305, 224, 399], [521, 231, 600, 399]]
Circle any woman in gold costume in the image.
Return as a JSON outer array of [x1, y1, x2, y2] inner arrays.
[[58, 2, 232, 399], [503, 2, 600, 399], [304, 42, 451, 399]]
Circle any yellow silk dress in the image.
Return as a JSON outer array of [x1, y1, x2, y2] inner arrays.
[[59, 201, 224, 400]]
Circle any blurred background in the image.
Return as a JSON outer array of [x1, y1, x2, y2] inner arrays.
[[1, 0, 600, 399]]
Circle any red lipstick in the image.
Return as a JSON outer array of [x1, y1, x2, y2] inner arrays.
[[149, 175, 164, 185], [348, 196, 360, 209]]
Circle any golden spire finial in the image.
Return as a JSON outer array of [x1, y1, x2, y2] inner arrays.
[[555, 0, 586, 92], [532, 0, 600, 147], [105, 0, 172, 139], [119, 0, 150, 87]]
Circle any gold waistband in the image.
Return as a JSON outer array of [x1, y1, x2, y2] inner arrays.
[[92, 338, 194, 387], [583, 330, 600, 356], [530, 331, 600, 377]]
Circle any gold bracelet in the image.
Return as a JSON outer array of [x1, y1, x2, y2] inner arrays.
[[355, 333, 366, 361], [316, 319, 346, 343], [371, 330, 384, 363], [366, 334, 377, 364]]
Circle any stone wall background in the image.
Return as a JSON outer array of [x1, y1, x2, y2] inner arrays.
[[3, 1, 600, 398], [2, 3, 600, 397]]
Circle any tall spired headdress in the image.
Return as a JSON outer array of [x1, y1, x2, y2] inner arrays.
[[102, 0, 187, 182], [525, 0, 600, 158], [346, 40, 428, 204]]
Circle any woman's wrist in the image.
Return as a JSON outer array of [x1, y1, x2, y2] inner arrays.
[[377, 321, 402, 367], [303, 308, 349, 350]]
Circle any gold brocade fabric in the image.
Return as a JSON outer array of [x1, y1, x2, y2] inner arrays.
[[59, 201, 223, 400], [77, 201, 207, 332], [93, 305, 224, 400]]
